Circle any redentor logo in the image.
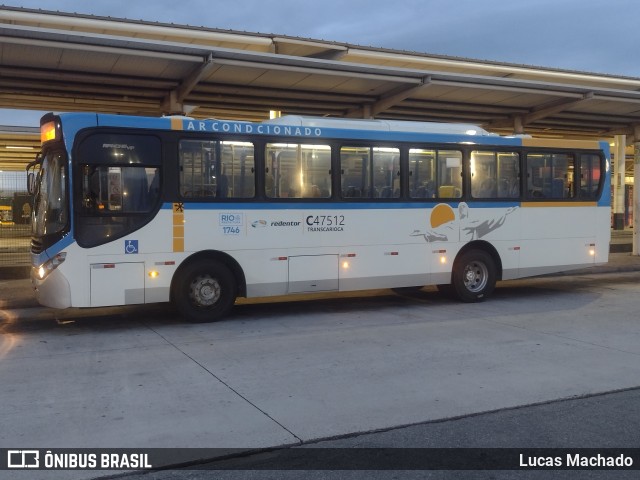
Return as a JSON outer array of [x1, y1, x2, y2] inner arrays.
[[7, 450, 39, 468]]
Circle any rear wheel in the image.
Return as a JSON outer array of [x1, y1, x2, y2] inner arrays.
[[173, 259, 237, 322], [451, 250, 496, 302]]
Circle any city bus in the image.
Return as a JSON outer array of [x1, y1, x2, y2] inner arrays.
[[28, 112, 610, 322]]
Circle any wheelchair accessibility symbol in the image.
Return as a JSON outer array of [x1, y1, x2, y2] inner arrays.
[[125, 240, 139, 254]]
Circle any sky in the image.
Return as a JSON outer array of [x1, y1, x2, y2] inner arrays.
[[1, 0, 638, 126]]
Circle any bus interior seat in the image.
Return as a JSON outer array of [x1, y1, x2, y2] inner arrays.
[[542, 178, 565, 198], [344, 186, 361, 198], [379, 186, 392, 198], [438, 185, 459, 198], [552, 178, 565, 198]]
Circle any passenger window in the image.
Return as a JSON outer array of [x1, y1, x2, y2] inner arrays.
[[340, 146, 400, 199], [409, 149, 436, 199], [579, 154, 601, 199], [526, 152, 575, 199], [373, 147, 400, 198], [341, 146, 370, 198], [471, 151, 520, 199], [179, 140, 255, 199], [265, 143, 331, 198], [436, 150, 463, 199], [221, 142, 255, 198]]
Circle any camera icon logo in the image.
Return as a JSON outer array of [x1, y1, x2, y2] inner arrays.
[[7, 450, 40, 468]]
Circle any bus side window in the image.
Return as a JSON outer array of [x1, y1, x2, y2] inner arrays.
[[341, 148, 369, 198], [340, 146, 399, 199], [265, 143, 331, 199], [471, 151, 520, 199], [580, 154, 601, 199], [526, 152, 575, 200], [498, 153, 520, 198], [409, 148, 436, 199], [436, 150, 462, 199], [220, 141, 255, 198], [372, 148, 400, 198]]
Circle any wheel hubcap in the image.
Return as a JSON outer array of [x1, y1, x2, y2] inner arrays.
[[189, 275, 221, 307], [463, 261, 488, 293]]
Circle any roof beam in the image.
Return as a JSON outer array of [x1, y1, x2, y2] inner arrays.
[[524, 92, 595, 123], [163, 53, 219, 114], [626, 124, 640, 144], [488, 92, 595, 130], [346, 76, 432, 118]]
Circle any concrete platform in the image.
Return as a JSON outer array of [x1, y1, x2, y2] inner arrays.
[[1, 258, 640, 479], [610, 228, 634, 253], [2, 271, 640, 480]]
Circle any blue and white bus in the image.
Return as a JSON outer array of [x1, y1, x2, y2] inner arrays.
[[28, 113, 610, 321]]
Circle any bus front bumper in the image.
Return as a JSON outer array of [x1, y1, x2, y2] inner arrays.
[[31, 267, 72, 309]]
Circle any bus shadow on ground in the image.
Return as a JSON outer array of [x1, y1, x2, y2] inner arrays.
[[4, 272, 626, 334]]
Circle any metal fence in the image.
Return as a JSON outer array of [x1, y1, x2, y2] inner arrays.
[[0, 171, 32, 267]]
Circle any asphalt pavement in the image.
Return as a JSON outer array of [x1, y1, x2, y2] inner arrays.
[[107, 387, 640, 480], [1, 250, 640, 480]]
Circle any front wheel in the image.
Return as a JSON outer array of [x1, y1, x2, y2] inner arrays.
[[451, 250, 497, 303], [173, 259, 237, 322]]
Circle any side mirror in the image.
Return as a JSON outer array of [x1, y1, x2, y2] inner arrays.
[[27, 172, 36, 195]]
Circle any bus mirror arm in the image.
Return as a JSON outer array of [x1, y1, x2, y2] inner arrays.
[[25, 153, 42, 172], [26, 152, 43, 194]]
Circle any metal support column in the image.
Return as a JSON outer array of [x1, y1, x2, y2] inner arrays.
[[634, 140, 640, 255], [613, 135, 626, 230]]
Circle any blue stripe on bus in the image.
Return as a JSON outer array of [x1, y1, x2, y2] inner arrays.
[[88, 114, 525, 146]]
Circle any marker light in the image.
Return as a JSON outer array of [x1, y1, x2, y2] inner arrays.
[[589, 249, 596, 256], [342, 261, 350, 269], [40, 121, 57, 143], [440, 256, 447, 264], [36, 252, 66, 280], [148, 270, 159, 278]]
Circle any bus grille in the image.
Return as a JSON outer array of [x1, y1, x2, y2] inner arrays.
[[31, 238, 44, 254]]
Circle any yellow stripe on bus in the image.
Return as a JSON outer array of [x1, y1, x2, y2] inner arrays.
[[173, 203, 185, 252], [170, 117, 184, 131]]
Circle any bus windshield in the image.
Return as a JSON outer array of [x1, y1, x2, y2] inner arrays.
[[31, 151, 68, 238]]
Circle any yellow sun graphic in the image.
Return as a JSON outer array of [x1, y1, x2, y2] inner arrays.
[[430, 203, 456, 228]]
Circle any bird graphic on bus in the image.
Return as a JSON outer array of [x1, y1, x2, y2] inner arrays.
[[411, 202, 517, 242]]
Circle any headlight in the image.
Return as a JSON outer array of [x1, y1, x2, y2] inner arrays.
[[36, 252, 67, 280]]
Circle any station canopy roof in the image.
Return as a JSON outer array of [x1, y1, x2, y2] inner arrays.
[[1, 5, 640, 171]]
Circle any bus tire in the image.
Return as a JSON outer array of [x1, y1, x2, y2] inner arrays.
[[174, 259, 237, 322], [451, 250, 496, 303]]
